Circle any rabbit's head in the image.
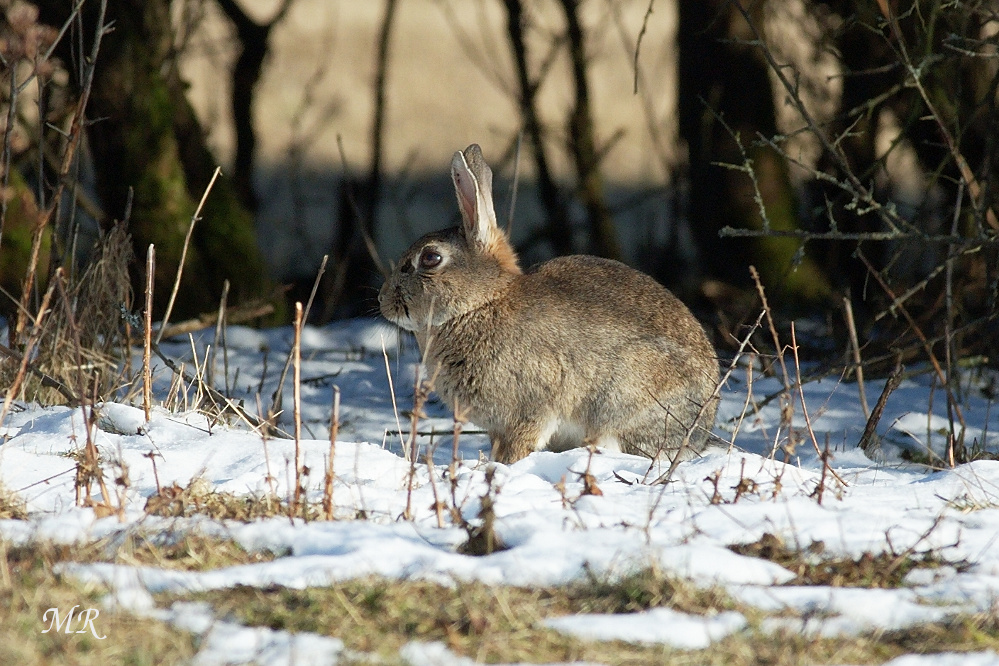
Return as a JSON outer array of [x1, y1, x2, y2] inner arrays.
[[379, 144, 520, 333]]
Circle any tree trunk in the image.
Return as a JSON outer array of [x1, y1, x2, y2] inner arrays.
[[502, 0, 573, 255], [558, 0, 619, 260], [677, 0, 831, 305], [37, 0, 276, 321]]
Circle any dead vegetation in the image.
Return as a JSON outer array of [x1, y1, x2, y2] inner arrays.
[[730, 532, 967, 589], [143, 477, 329, 523], [0, 482, 27, 519], [0, 539, 197, 665], [176, 569, 999, 665]]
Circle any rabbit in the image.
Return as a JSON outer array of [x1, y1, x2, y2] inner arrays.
[[379, 144, 719, 464]]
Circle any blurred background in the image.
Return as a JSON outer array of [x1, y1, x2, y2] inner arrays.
[[2, 0, 998, 365]]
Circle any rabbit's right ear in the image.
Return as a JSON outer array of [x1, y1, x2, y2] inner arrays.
[[452, 144, 499, 251]]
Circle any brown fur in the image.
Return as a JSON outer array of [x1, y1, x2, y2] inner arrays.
[[379, 144, 718, 463]]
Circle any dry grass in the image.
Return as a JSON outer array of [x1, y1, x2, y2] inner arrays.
[[0, 483, 28, 520], [3, 531, 996, 664], [0, 540, 196, 665], [730, 532, 965, 588], [181, 570, 737, 663], [175, 567, 999, 665], [143, 477, 328, 522], [945, 493, 999, 513]]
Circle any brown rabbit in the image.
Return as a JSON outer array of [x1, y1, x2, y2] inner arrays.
[[379, 144, 718, 463]]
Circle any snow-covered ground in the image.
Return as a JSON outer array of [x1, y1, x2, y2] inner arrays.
[[2, 318, 999, 665]]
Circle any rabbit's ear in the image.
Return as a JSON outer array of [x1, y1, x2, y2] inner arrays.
[[452, 144, 498, 250]]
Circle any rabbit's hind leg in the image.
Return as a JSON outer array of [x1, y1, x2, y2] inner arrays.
[[489, 417, 560, 463]]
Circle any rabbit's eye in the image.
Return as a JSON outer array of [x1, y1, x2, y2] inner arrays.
[[419, 248, 443, 270]]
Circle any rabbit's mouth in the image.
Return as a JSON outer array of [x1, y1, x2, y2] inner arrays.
[[378, 287, 416, 331]]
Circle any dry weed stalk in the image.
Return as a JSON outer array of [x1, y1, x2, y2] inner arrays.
[[264, 256, 327, 432], [750, 266, 796, 460], [842, 297, 870, 420], [381, 334, 407, 456], [143, 245, 154, 421], [156, 166, 222, 344], [858, 359, 904, 458], [13, 0, 109, 343], [426, 444, 446, 529], [291, 302, 304, 517], [402, 365, 434, 521], [0, 275, 57, 429], [579, 444, 603, 497], [323, 385, 340, 520], [255, 393, 278, 498], [458, 465, 505, 556], [446, 405, 471, 528], [207, 280, 230, 392], [790, 323, 846, 489]]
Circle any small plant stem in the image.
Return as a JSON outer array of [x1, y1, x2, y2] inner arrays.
[[427, 446, 444, 529], [323, 386, 340, 520], [0, 274, 58, 430], [944, 180, 964, 462], [791, 323, 847, 487], [649, 309, 764, 485], [750, 266, 795, 457], [402, 365, 424, 521], [266, 256, 327, 428], [157, 166, 222, 344], [255, 394, 277, 498], [506, 130, 522, 233], [858, 358, 903, 456], [143, 245, 155, 422], [857, 251, 966, 448], [843, 297, 870, 420], [208, 280, 230, 391], [292, 302, 304, 516], [381, 335, 407, 457]]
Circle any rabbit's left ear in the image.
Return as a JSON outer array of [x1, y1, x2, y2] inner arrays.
[[452, 144, 498, 250]]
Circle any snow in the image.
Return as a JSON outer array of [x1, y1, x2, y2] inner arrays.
[[2, 317, 999, 664], [543, 607, 747, 649]]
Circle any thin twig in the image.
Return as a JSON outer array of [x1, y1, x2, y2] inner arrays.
[[857, 250, 966, 446], [506, 130, 523, 234], [858, 357, 903, 457], [323, 385, 340, 520], [381, 334, 407, 456], [0, 342, 77, 404], [157, 166, 223, 344], [292, 302, 304, 515], [650, 309, 765, 485], [335, 134, 387, 278], [843, 296, 870, 420], [143, 245, 154, 421], [0, 274, 59, 429], [632, 0, 655, 95], [791, 323, 846, 487]]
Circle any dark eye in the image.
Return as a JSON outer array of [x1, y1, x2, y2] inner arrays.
[[419, 248, 443, 270]]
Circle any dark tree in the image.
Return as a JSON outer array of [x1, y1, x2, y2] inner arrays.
[[677, 0, 832, 305], [35, 0, 276, 320]]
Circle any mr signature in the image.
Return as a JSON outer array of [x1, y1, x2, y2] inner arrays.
[[41, 605, 106, 639]]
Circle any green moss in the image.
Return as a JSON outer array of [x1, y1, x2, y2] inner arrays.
[[0, 169, 51, 316]]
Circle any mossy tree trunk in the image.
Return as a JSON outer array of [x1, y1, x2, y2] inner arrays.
[[37, 0, 274, 321], [677, 0, 831, 306]]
